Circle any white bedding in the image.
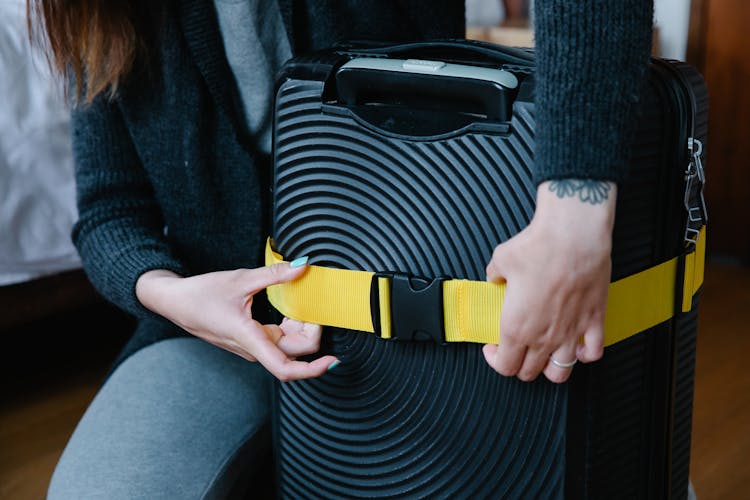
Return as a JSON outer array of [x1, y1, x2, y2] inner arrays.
[[0, 0, 81, 286]]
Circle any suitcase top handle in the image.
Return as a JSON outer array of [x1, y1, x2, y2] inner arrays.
[[335, 57, 519, 123], [340, 58, 518, 90]]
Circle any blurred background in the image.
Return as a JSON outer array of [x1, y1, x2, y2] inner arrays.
[[1, 0, 748, 498]]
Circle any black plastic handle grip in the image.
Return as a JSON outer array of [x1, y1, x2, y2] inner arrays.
[[335, 65, 512, 122]]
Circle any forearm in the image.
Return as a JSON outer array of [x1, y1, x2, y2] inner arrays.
[[71, 93, 188, 318], [533, 0, 654, 183], [74, 216, 188, 318]]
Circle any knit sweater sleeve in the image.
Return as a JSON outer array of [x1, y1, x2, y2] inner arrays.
[[70, 94, 189, 319], [532, 0, 654, 184]]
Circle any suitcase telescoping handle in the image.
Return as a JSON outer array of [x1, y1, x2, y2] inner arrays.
[[334, 56, 519, 125], [334, 38, 535, 67]]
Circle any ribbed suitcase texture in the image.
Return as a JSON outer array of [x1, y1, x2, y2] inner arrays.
[[269, 41, 708, 499]]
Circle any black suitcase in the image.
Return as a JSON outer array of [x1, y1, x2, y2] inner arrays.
[[266, 40, 708, 499]]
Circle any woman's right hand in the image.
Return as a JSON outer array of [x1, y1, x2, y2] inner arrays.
[[135, 262, 338, 382]]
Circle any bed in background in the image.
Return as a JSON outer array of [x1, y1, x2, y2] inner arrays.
[[0, 1, 99, 330]]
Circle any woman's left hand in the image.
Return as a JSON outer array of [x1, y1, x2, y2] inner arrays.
[[483, 179, 616, 383]]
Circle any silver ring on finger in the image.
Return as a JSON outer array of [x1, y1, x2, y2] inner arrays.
[[549, 355, 577, 369]]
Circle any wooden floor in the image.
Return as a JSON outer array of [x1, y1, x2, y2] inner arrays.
[[690, 262, 750, 499], [0, 301, 133, 500], [1, 262, 748, 499]]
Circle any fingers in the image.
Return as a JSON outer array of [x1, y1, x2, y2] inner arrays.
[[263, 320, 322, 358], [267, 354, 338, 382], [517, 348, 550, 382], [577, 320, 604, 363], [484, 319, 603, 383], [236, 318, 333, 382], [263, 324, 285, 345], [543, 342, 579, 384], [482, 337, 526, 377], [243, 261, 309, 295], [274, 319, 322, 357], [250, 325, 338, 382], [485, 242, 509, 284]]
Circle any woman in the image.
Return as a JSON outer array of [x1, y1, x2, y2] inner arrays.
[[31, 0, 654, 497]]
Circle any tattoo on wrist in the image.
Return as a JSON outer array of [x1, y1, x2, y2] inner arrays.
[[547, 179, 611, 205]]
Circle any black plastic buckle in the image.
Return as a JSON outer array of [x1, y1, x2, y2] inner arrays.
[[370, 272, 447, 343]]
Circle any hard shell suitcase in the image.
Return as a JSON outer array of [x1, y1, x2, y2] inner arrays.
[[267, 40, 708, 499]]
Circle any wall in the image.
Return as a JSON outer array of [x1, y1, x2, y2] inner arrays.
[[692, 0, 750, 261], [654, 0, 693, 60], [466, 0, 692, 61]]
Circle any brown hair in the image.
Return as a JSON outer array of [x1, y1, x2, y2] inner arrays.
[[27, 0, 154, 103]]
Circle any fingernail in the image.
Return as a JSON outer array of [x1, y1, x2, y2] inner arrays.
[[289, 256, 309, 268], [327, 360, 341, 372]]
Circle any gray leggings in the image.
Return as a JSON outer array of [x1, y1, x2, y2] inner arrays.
[[47, 337, 274, 500]]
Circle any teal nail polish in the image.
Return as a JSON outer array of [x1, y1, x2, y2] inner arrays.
[[327, 360, 341, 372], [289, 256, 309, 268]]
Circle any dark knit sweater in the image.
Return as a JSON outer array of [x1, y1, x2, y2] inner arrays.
[[533, 0, 654, 183], [70, 0, 653, 361]]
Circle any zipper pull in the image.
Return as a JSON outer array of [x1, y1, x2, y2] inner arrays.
[[684, 138, 707, 245]]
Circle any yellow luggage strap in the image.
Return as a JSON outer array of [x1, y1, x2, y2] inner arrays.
[[265, 226, 705, 347]]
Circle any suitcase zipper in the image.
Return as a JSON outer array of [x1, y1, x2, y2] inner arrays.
[[651, 59, 707, 246]]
